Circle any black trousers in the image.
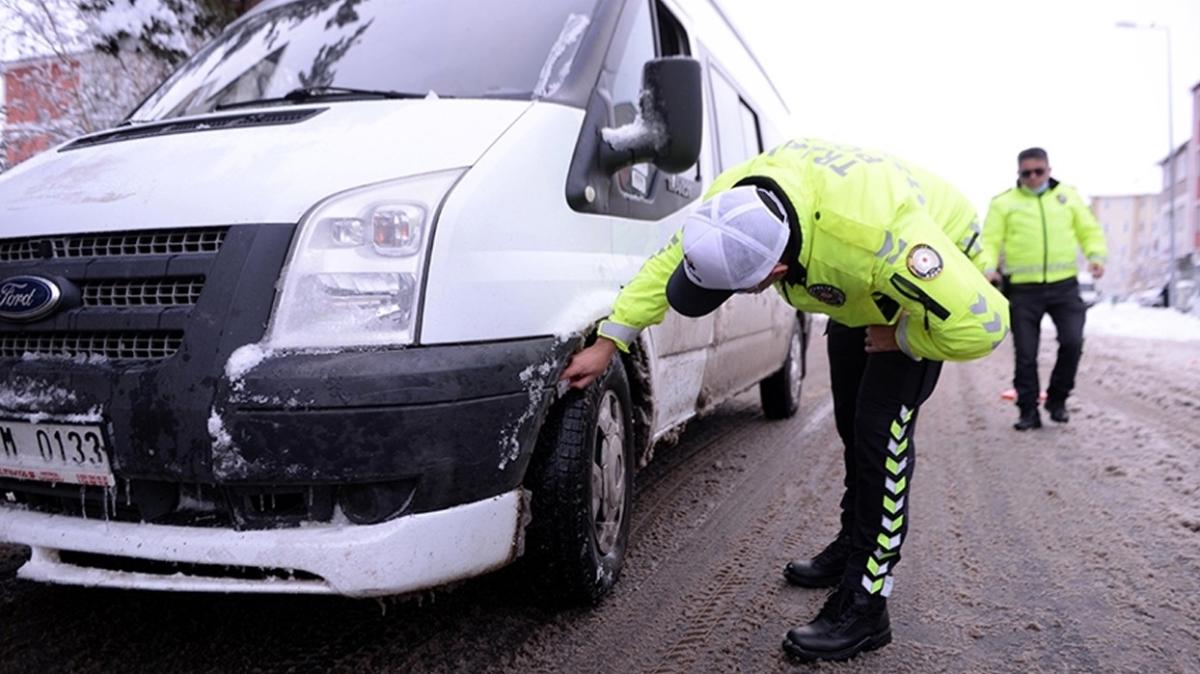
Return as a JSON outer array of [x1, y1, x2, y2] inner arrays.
[[1008, 278, 1086, 411], [826, 321, 942, 597]]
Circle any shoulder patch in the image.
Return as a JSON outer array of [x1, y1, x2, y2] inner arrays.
[[1056, 193, 1068, 205], [906, 244, 943, 280], [807, 284, 846, 306]]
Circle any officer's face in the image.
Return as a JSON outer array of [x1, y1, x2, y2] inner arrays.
[[1018, 159, 1051, 190], [742, 263, 789, 293]]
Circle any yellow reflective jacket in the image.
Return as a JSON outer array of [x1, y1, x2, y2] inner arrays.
[[979, 179, 1107, 284], [598, 138, 1009, 362]]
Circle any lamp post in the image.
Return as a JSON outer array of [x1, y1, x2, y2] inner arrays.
[[1116, 20, 1176, 307]]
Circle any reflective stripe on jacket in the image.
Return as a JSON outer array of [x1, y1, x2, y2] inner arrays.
[[599, 138, 1008, 362], [979, 179, 1107, 284]]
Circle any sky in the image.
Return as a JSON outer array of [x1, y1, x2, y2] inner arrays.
[[3, 0, 1198, 216], [724, 0, 1200, 215]]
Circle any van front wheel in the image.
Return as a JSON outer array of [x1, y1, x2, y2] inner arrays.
[[525, 356, 634, 605]]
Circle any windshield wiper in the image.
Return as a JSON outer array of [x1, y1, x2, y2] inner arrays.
[[215, 86, 430, 111]]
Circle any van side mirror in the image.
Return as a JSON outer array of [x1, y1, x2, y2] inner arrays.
[[599, 57, 702, 174]]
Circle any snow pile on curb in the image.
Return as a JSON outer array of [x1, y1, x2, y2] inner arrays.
[[1080, 303, 1200, 343]]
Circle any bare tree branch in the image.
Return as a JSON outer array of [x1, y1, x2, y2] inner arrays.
[[1, 0, 247, 168]]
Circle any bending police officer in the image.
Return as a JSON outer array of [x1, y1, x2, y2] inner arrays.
[[561, 138, 1009, 663]]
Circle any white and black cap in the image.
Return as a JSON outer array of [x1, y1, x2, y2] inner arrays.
[[666, 185, 790, 317]]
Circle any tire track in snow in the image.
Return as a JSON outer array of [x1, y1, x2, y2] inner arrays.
[[642, 399, 836, 674]]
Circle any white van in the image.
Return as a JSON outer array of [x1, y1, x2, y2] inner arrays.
[[0, 0, 808, 602]]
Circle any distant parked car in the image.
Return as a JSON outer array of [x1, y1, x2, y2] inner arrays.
[[1173, 279, 1196, 312], [1130, 287, 1167, 308]]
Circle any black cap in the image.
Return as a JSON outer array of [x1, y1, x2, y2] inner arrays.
[[666, 263, 734, 317]]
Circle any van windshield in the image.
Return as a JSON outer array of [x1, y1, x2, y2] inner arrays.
[[131, 0, 597, 122]]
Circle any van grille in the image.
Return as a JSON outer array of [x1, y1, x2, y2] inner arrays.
[[81, 277, 205, 307], [0, 331, 184, 360], [0, 227, 227, 262]]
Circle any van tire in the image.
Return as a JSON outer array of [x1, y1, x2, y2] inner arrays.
[[525, 356, 635, 605], [760, 316, 805, 419]]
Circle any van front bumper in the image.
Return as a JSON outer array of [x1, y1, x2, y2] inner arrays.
[[0, 489, 528, 597], [210, 336, 576, 520], [1, 335, 574, 528]]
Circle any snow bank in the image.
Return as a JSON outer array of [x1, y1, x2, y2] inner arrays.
[[1042, 302, 1200, 343]]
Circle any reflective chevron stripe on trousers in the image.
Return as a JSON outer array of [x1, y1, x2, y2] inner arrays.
[[826, 321, 943, 598]]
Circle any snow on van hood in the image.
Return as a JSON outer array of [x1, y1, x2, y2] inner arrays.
[[0, 99, 531, 236]]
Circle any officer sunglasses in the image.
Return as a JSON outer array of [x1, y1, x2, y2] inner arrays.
[[1019, 168, 1047, 178]]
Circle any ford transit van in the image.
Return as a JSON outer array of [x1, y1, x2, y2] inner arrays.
[[0, 0, 808, 602]]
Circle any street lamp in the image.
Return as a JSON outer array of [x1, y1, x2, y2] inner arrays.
[[1116, 20, 1176, 308]]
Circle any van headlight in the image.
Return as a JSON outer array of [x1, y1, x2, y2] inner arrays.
[[267, 169, 464, 349]]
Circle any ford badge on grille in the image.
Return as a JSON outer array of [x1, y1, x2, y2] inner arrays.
[[0, 275, 63, 322]]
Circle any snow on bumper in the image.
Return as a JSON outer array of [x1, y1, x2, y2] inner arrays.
[[0, 489, 528, 597]]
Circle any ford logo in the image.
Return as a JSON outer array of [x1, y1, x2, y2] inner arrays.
[[0, 276, 63, 322]]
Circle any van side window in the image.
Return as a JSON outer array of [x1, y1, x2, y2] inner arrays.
[[654, 2, 691, 56], [610, 0, 657, 199], [739, 101, 763, 155], [652, 1, 700, 186], [610, 2, 656, 128], [710, 67, 763, 171]]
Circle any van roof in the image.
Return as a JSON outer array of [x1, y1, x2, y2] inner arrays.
[[701, 0, 790, 114]]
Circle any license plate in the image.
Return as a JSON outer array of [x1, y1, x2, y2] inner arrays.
[[0, 420, 114, 487]]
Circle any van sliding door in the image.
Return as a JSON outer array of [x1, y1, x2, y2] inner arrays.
[[701, 61, 793, 398]]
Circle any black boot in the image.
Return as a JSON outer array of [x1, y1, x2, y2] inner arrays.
[[783, 531, 852, 588], [1044, 399, 1069, 423], [783, 586, 892, 662], [1014, 407, 1042, 431]]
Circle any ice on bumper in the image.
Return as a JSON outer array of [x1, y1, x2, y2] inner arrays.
[[0, 490, 530, 597]]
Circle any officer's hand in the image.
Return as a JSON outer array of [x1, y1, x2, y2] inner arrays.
[[560, 338, 617, 390], [1089, 261, 1105, 280], [985, 270, 1002, 284], [864, 325, 900, 354]]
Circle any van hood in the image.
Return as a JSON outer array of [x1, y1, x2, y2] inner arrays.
[[0, 100, 531, 237]]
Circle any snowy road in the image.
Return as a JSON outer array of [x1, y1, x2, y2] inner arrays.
[[1, 326, 1198, 673]]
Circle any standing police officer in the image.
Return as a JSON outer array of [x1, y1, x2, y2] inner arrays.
[[561, 138, 1008, 663], [980, 147, 1107, 430]]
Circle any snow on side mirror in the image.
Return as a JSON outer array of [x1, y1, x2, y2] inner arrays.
[[599, 57, 702, 175]]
